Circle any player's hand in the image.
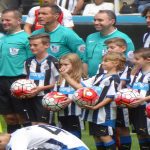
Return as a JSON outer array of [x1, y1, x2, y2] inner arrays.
[[27, 86, 42, 97], [83, 105, 97, 110], [59, 67, 70, 77], [60, 98, 72, 108], [129, 97, 145, 108]]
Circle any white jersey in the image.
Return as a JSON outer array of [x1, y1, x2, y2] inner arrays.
[[54, 79, 82, 116], [143, 32, 150, 48], [25, 6, 74, 28], [6, 125, 89, 150]]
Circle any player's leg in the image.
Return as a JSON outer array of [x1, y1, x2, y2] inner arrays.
[[0, 77, 31, 133], [89, 122, 115, 150], [116, 107, 131, 150], [89, 122, 104, 150], [129, 106, 149, 150], [28, 96, 50, 125], [58, 115, 81, 139], [137, 135, 150, 150]]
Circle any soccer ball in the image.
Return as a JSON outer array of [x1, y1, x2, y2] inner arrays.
[[72, 87, 99, 107], [11, 79, 37, 99], [42, 91, 68, 111], [115, 88, 140, 107], [146, 105, 150, 118]]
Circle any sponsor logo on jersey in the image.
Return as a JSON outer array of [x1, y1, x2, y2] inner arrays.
[[9, 48, 20, 56], [50, 45, 60, 53], [29, 72, 45, 80], [91, 86, 102, 96], [59, 87, 75, 94], [133, 82, 149, 91]]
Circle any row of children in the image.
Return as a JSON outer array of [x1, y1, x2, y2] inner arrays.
[[10, 32, 150, 150]]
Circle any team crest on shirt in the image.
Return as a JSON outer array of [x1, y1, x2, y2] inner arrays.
[[103, 80, 110, 86], [9, 48, 20, 56], [44, 64, 49, 70], [78, 44, 85, 52], [50, 45, 60, 53]]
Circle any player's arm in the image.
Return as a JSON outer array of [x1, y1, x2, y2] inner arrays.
[[129, 95, 150, 107], [24, 7, 36, 34], [28, 83, 56, 97], [24, 23, 33, 34], [60, 72, 83, 90], [84, 97, 113, 110]]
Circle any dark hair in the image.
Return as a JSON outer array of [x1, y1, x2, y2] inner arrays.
[[134, 47, 150, 59], [40, 4, 62, 15], [142, 6, 150, 17], [28, 33, 50, 44], [2, 8, 22, 19], [98, 10, 116, 25]]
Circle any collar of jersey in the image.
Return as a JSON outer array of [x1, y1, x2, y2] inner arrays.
[[7, 30, 24, 36], [34, 55, 49, 64], [100, 28, 117, 37], [49, 24, 60, 33]]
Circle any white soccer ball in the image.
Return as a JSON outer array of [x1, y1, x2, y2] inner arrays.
[[11, 79, 37, 99], [115, 88, 140, 107], [42, 91, 68, 111]]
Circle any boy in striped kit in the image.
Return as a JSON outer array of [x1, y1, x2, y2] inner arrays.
[[127, 48, 150, 150], [103, 38, 134, 150], [23, 33, 59, 124]]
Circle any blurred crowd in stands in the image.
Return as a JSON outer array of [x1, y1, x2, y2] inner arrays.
[[0, 0, 150, 15]]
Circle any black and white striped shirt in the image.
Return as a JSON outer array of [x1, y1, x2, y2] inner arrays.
[[81, 73, 120, 127], [57, 0, 77, 13], [54, 79, 82, 116], [24, 55, 59, 96], [128, 70, 150, 101]]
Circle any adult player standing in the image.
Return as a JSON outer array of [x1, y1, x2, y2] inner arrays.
[[0, 8, 32, 133], [32, 4, 87, 75], [86, 10, 135, 77], [24, 0, 74, 34]]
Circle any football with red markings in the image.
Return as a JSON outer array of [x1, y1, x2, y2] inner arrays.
[[11, 79, 37, 99], [72, 87, 99, 107], [42, 91, 68, 111], [115, 88, 140, 107], [146, 104, 150, 118]]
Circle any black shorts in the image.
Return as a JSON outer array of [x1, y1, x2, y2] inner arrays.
[[0, 76, 27, 115], [89, 122, 114, 137], [58, 115, 81, 132], [129, 106, 150, 136], [26, 96, 50, 123], [116, 107, 130, 128]]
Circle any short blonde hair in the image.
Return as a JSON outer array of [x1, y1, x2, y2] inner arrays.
[[103, 52, 126, 71]]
